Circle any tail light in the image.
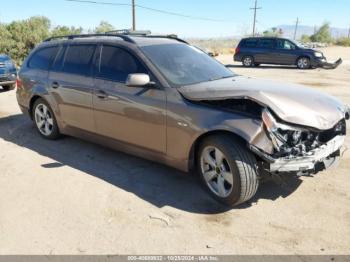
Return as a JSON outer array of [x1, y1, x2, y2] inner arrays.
[[16, 78, 23, 89], [235, 47, 240, 54]]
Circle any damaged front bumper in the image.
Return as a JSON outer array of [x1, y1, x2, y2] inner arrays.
[[268, 135, 345, 173], [314, 57, 342, 69]]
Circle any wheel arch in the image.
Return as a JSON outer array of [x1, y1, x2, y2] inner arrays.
[[188, 129, 250, 172], [295, 54, 311, 65], [29, 95, 45, 119]]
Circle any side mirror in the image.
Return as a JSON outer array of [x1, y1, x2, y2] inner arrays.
[[126, 73, 154, 87]]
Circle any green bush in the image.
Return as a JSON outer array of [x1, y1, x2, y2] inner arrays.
[[336, 37, 350, 47], [0, 17, 115, 65]]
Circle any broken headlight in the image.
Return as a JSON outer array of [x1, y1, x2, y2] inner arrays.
[[261, 109, 320, 157]]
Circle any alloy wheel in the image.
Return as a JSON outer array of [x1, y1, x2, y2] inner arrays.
[[297, 58, 309, 69], [34, 103, 54, 136], [200, 146, 234, 198]]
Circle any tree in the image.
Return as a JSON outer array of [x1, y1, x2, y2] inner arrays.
[[300, 34, 311, 43], [310, 22, 333, 43], [51, 25, 83, 36], [0, 16, 51, 64], [263, 27, 283, 37], [94, 21, 115, 33]]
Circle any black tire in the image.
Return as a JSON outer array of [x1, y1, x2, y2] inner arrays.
[[242, 56, 254, 67], [2, 84, 15, 91], [32, 98, 60, 140], [197, 135, 259, 206], [296, 57, 311, 69]]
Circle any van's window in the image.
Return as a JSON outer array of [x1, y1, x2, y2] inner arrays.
[[98, 46, 147, 82], [276, 39, 296, 50], [63, 45, 95, 75], [257, 39, 275, 49], [242, 39, 258, 48], [28, 46, 59, 70]]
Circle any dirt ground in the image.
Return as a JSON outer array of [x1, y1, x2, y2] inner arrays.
[[0, 46, 349, 255]]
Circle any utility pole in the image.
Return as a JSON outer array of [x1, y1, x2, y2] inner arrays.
[[293, 17, 299, 40], [132, 0, 136, 31], [250, 0, 261, 37]]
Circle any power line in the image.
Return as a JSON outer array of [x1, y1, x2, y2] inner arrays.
[[250, 0, 261, 36], [293, 17, 299, 40], [65, 0, 235, 23]]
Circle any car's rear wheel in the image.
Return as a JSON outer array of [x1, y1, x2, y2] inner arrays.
[[297, 57, 311, 69], [242, 56, 254, 67], [197, 135, 259, 206], [33, 98, 60, 140]]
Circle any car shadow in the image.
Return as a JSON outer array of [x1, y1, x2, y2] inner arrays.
[[0, 113, 303, 214], [226, 64, 307, 70]]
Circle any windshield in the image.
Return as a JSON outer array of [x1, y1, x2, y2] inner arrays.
[[141, 43, 235, 86]]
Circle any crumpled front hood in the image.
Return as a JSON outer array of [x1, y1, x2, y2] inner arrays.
[[178, 76, 346, 130]]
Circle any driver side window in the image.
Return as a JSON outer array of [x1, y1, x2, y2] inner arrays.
[[277, 40, 296, 50], [97, 45, 147, 82]]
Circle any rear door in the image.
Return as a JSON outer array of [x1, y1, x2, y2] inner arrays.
[[48, 43, 96, 132], [255, 38, 276, 64], [92, 44, 167, 153]]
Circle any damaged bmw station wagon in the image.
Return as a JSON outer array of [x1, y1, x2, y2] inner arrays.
[[16, 31, 350, 206]]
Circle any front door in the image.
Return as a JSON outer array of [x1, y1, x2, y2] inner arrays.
[[92, 45, 166, 153], [274, 39, 298, 65]]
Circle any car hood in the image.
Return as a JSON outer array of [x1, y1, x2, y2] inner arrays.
[[177, 76, 346, 130]]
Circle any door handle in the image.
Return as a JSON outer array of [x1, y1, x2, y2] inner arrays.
[[95, 90, 108, 99], [52, 81, 60, 89]]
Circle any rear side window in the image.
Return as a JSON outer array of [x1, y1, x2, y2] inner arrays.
[[62, 45, 95, 76], [257, 39, 275, 49], [98, 45, 147, 82], [28, 46, 59, 70], [241, 39, 258, 48]]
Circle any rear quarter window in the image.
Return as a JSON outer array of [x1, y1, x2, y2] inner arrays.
[[28, 46, 59, 70], [241, 39, 258, 48]]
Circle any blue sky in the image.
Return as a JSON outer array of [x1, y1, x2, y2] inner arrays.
[[0, 0, 349, 37]]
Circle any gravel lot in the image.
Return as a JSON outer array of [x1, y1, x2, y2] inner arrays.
[[0, 46, 349, 255]]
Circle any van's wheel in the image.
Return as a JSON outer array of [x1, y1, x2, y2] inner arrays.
[[197, 135, 259, 206], [32, 98, 60, 140], [242, 56, 254, 67], [297, 57, 311, 69]]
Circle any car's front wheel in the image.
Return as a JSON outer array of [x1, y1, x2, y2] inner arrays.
[[297, 57, 311, 69], [197, 135, 259, 206], [33, 98, 60, 139], [242, 56, 254, 67]]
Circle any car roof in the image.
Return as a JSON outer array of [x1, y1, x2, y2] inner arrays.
[[241, 36, 290, 41], [40, 34, 186, 48]]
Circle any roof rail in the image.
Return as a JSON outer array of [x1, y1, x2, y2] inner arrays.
[[106, 29, 152, 36], [44, 33, 136, 43], [43, 31, 188, 45], [145, 34, 188, 44]]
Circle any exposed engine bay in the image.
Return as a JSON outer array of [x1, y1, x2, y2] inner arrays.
[[195, 98, 349, 174]]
